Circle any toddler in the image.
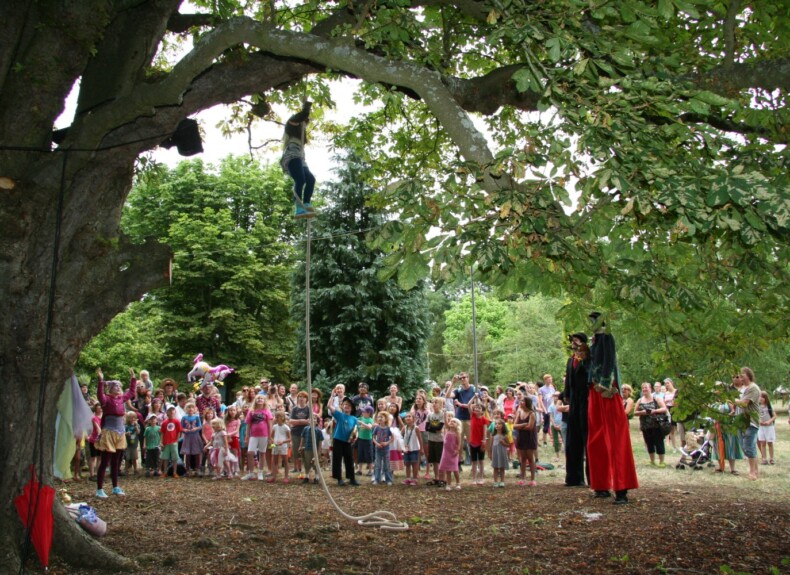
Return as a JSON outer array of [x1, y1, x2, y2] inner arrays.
[[269, 410, 291, 483]]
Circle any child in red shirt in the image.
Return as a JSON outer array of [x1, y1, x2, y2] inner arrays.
[[469, 403, 491, 485], [160, 406, 182, 477]]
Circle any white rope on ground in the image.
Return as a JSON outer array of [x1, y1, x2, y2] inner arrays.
[[301, 219, 409, 531]]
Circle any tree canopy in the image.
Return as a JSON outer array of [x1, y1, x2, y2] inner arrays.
[[117, 157, 299, 384], [0, 0, 788, 569]]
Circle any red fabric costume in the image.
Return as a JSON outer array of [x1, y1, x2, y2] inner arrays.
[[587, 329, 638, 500]]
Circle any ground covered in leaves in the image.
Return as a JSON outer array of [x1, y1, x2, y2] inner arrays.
[[48, 462, 790, 575]]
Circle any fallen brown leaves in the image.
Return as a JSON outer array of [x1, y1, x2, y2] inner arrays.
[[46, 472, 790, 575]]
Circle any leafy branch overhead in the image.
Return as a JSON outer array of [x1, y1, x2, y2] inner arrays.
[[2, 0, 788, 372]]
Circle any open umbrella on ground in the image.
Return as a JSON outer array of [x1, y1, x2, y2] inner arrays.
[[14, 466, 55, 569]]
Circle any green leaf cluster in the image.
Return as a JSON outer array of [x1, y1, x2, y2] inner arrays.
[[112, 156, 299, 385]]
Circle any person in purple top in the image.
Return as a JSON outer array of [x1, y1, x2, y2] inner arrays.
[[95, 367, 138, 498]]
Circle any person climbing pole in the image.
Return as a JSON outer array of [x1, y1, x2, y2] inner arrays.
[[280, 99, 316, 219]]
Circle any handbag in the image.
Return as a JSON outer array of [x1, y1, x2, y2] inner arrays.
[[654, 414, 672, 437]]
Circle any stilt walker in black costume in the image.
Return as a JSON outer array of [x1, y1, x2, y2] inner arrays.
[[563, 333, 590, 487]]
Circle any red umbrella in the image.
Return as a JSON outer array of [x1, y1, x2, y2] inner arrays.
[[14, 466, 55, 568]]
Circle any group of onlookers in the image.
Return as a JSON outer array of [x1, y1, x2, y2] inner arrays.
[[630, 367, 778, 481]]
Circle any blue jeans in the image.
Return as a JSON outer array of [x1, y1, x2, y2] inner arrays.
[[287, 157, 316, 204], [374, 447, 392, 483], [741, 426, 758, 459]]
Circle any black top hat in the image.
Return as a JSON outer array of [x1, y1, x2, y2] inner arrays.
[[569, 332, 588, 344]]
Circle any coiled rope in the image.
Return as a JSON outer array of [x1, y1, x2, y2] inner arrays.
[[301, 219, 408, 531]]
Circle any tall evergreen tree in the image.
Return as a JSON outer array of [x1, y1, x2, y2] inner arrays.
[[292, 154, 430, 399]]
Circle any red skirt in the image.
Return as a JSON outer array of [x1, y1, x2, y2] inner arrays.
[[587, 387, 639, 492]]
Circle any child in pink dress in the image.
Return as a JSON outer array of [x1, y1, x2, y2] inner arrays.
[[439, 418, 463, 490]]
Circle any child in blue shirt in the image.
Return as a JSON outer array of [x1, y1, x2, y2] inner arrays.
[[328, 393, 359, 486]]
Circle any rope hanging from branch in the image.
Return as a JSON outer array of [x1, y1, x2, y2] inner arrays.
[[301, 219, 408, 531]]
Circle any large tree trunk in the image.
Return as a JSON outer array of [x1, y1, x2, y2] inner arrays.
[[0, 146, 172, 571]]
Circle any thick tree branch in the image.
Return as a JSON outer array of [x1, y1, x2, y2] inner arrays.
[[0, 1, 108, 153], [692, 57, 790, 95], [77, 0, 181, 115], [723, 0, 740, 65], [679, 113, 781, 142], [167, 11, 218, 33], [72, 18, 501, 185]]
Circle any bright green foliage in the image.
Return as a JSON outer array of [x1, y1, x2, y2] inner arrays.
[[77, 300, 165, 382], [424, 289, 456, 383], [493, 295, 568, 385], [438, 293, 567, 388], [121, 157, 299, 384], [441, 292, 506, 386], [291, 153, 430, 399], [326, 0, 789, 359]]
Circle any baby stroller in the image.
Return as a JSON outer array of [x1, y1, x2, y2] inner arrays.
[[675, 430, 713, 470]]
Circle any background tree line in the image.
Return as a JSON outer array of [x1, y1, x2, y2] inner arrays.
[[78, 154, 789, 400]]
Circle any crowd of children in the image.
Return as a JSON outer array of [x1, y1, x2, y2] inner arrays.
[[81, 369, 577, 500], [81, 367, 782, 500]]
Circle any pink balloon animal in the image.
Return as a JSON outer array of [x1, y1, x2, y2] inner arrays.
[[187, 353, 234, 384]]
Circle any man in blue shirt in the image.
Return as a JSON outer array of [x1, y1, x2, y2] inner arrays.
[[328, 392, 360, 486]]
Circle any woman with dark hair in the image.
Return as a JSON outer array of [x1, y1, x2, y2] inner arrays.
[[280, 100, 316, 218]]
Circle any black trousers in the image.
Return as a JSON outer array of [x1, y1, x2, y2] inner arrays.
[[565, 417, 589, 486], [332, 439, 355, 482]]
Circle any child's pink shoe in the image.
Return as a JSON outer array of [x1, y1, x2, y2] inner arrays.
[[517, 480, 526, 486], [282, 478, 290, 484], [266, 477, 276, 483]]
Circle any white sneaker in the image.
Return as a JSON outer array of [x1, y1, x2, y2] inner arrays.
[[257, 472, 264, 481], [241, 473, 256, 481], [371, 480, 378, 485]]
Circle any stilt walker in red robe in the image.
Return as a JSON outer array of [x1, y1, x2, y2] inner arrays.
[[586, 312, 639, 504]]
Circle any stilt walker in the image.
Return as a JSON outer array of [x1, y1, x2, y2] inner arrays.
[[586, 312, 639, 504], [563, 333, 590, 487]]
